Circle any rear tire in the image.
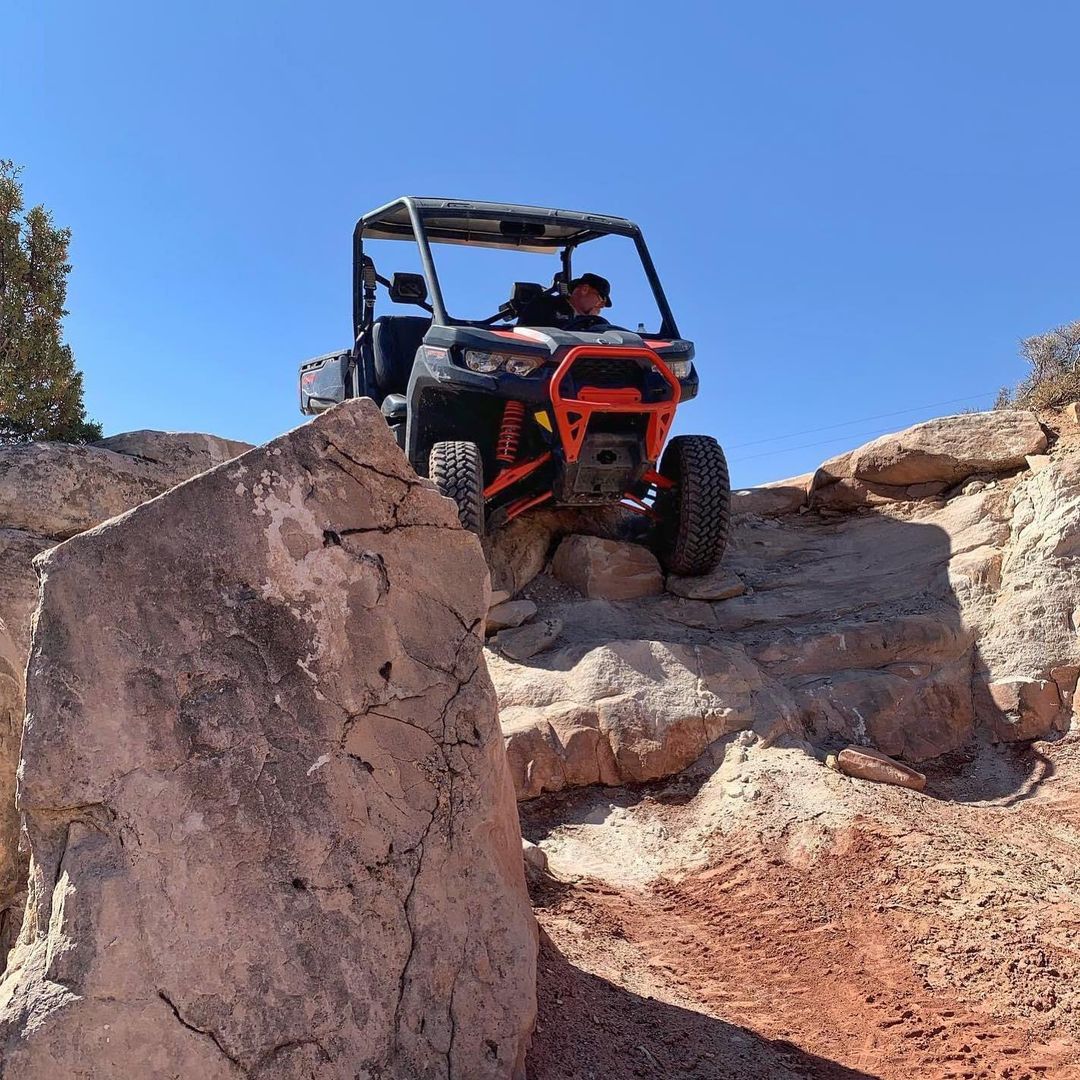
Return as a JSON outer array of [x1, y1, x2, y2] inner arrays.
[[655, 435, 730, 576], [429, 440, 485, 537]]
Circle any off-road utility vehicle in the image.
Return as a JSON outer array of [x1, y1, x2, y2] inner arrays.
[[298, 197, 729, 575]]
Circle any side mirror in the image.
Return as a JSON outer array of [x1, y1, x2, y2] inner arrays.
[[389, 272, 428, 305], [512, 282, 544, 306]]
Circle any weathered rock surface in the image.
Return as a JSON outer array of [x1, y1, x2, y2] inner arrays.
[[0, 443, 165, 539], [0, 434, 251, 541], [494, 407, 1080, 799], [487, 600, 538, 633], [94, 430, 253, 486], [730, 473, 812, 517], [495, 640, 799, 798], [0, 400, 535, 1078], [813, 410, 1046, 496], [0, 530, 52, 948], [0, 433, 254, 959], [551, 536, 663, 600], [666, 566, 746, 602]]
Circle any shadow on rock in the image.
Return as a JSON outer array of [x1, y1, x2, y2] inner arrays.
[[494, 508, 997, 799], [922, 736, 1058, 806]]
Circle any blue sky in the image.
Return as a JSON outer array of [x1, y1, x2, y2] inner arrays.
[[5, 1, 1079, 487]]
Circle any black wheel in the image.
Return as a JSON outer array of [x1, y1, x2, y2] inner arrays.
[[429, 440, 485, 537], [654, 435, 730, 576]]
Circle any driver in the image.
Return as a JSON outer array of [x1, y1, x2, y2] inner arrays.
[[517, 273, 611, 328]]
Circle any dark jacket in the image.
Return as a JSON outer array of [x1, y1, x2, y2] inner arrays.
[[517, 292, 575, 329]]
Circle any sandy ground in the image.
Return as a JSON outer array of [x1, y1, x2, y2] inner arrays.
[[521, 732, 1080, 1079]]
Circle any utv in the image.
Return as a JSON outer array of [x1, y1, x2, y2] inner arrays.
[[298, 197, 729, 575]]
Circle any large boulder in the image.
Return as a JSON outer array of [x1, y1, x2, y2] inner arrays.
[[812, 411, 1047, 497], [0, 443, 166, 539], [730, 473, 812, 517], [0, 433, 252, 541], [0, 400, 535, 1078], [0, 531, 52, 948], [968, 447, 1080, 741], [0, 434, 254, 960], [494, 640, 799, 798], [94, 430, 253, 486], [484, 507, 641, 596]]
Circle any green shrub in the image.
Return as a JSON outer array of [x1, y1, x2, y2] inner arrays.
[[0, 161, 101, 443]]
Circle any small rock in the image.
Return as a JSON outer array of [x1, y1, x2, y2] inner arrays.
[[1025, 454, 1052, 474], [836, 746, 927, 792], [551, 535, 663, 600], [522, 838, 549, 874], [666, 567, 746, 601], [730, 474, 812, 517], [489, 589, 511, 608], [495, 618, 563, 661], [486, 599, 537, 633], [962, 480, 988, 495], [987, 677, 1063, 741]]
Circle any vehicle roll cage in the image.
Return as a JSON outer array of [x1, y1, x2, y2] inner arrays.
[[351, 196, 680, 341]]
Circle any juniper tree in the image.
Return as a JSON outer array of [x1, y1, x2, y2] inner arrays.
[[0, 161, 101, 443]]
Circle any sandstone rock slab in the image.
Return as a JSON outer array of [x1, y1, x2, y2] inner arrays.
[[666, 566, 746, 601], [493, 640, 799, 799], [551, 536, 662, 600], [486, 600, 537, 633], [730, 473, 812, 517], [94, 430, 252, 486], [0, 432, 252, 542], [0, 530, 52, 950], [0, 400, 535, 1079], [0, 443, 167, 538], [814, 410, 1046, 491], [495, 618, 563, 662]]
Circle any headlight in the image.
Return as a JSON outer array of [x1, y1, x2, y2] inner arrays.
[[504, 355, 545, 376], [462, 350, 546, 376], [463, 350, 510, 373], [667, 358, 692, 378]]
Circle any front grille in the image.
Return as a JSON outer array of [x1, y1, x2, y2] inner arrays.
[[569, 355, 646, 392]]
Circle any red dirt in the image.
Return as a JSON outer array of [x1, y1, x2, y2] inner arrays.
[[524, 739, 1080, 1079]]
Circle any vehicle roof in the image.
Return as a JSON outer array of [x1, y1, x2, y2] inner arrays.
[[358, 196, 640, 252]]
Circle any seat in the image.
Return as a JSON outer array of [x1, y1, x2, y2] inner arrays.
[[372, 315, 431, 396]]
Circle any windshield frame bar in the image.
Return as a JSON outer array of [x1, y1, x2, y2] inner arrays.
[[352, 197, 680, 338]]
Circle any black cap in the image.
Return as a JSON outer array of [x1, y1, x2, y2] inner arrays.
[[571, 273, 612, 307]]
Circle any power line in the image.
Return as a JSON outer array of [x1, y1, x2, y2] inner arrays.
[[730, 421, 953, 464], [726, 390, 999, 451]]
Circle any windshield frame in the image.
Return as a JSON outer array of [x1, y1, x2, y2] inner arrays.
[[351, 198, 680, 339]]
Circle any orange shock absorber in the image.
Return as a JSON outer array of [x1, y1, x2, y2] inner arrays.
[[495, 400, 526, 464]]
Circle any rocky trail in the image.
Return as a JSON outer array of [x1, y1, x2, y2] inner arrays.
[[1, 404, 1079, 1075], [523, 735, 1080, 1079], [488, 406, 1080, 1078]]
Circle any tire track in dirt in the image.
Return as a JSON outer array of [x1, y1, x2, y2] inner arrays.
[[535, 822, 1080, 1079]]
